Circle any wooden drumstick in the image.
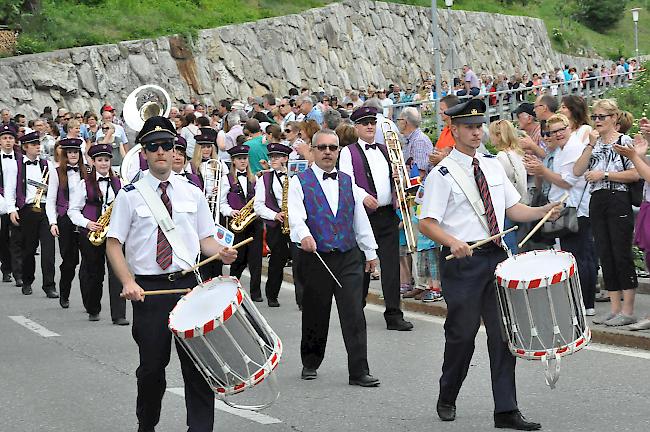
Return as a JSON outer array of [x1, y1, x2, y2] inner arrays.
[[517, 193, 569, 249], [445, 226, 519, 261], [178, 237, 254, 277]]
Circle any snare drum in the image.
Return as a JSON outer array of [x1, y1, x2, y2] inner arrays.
[[168, 276, 282, 408], [495, 250, 590, 387]]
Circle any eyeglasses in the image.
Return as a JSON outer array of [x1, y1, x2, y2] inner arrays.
[[590, 114, 613, 121], [285, 128, 293, 133], [101, 127, 110, 131], [75, 116, 83, 119], [279, 104, 288, 108], [313, 144, 339, 152], [144, 140, 174, 152], [541, 131, 551, 138], [548, 126, 568, 136], [358, 119, 376, 126], [322, 99, 330, 103], [63, 117, 71, 121]]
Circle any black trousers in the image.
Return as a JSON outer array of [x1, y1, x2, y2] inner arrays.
[[19, 206, 55, 290], [0, 214, 15, 277], [132, 274, 214, 432], [264, 224, 290, 301], [229, 219, 263, 299], [589, 190, 637, 291], [78, 235, 125, 320], [560, 216, 598, 309], [291, 243, 304, 307], [438, 246, 517, 414], [57, 215, 80, 301], [299, 247, 369, 378], [362, 206, 403, 323]]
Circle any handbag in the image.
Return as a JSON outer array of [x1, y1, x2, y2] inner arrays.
[[616, 136, 644, 207], [541, 184, 587, 239]]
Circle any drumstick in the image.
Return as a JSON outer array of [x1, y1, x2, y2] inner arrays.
[[445, 225, 519, 261], [517, 193, 569, 249], [314, 251, 343, 288], [179, 237, 254, 277]]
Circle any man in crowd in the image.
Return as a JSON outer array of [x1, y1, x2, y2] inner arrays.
[[96, 107, 128, 146], [297, 95, 323, 125], [398, 107, 433, 180], [516, 102, 545, 159], [244, 119, 268, 175], [1, 109, 15, 127], [458, 65, 481, 96], [279, 97, 296, 131], [0, 124, 20, 285]]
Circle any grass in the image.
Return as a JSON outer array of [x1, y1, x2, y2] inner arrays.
[[10, 0, 649, 59]]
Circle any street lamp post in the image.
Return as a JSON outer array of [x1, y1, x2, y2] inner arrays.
[[445, 0, 454, 92], [631, 8, 641, 68], [431, 1, 443, 133]]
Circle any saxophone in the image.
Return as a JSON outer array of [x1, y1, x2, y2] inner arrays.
[[281, 174, 290, 235], [88, 201, 115, 246], [230, 197, 257, 233], [31, 171, 49, 212]]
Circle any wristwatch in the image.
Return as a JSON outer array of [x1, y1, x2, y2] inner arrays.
[[604, 171, 609, 181]]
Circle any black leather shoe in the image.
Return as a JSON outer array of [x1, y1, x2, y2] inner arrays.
[[15, 278, 23, 287], [89, 313, 100, 321], [268, 299, 280, 307], [21, 284, 32, 295], [59, 298, 70, 309], [386, 318, 414, 331], [494, 410, 541, 431], [2, 273, 12, 282], [251, 296, 263, 302], [349, 374, 380, 387], [112, 318, 130, 326], [301, 367, 317, 380], [45, 290, 59, 299], [436, 399, 456, 421]]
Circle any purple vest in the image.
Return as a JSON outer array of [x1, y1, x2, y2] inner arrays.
[[16, 158, 49, 210], [347, 142, 396, 211], [55, 167, 71, 217], [81, 175, 121, 233], [227, 173, 253, 211], [262, 171, 282, 227], [298, 168, 357, 253]]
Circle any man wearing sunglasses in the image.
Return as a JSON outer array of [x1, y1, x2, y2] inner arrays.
[[288, 129, 380, 387], [106, 116, 237, 432], [338, 106, 413, 332]]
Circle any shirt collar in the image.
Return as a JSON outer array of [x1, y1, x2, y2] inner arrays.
[[449, 148, 476, 169], [96, 171, 111, 180], [311, 164, 336, 179], [23, 155, 38, 163], [358, 138, 375, 148], [144, 170, 173, 191]]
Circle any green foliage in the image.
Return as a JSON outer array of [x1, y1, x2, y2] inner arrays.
[[605, 63, 650, 135], [574, 0, 628, 32], [0, 0, 30, 27]]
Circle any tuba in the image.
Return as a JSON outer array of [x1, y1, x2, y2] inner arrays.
[[230, 197, 257, 233], [119, 85, 172, 183], [201, 159, 223, 224], [88, 200, 115, 246]]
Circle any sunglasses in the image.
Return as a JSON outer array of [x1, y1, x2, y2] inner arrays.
[[63, 117, 71, 121], [590, 114, 613, 121], [102, 127, 110, 131], [279, 104, 288, 107], [358, 119, 376, 126], [548, 126, 568, 135], [314, 144, 339, 152], [541, 131, 551, 138], [285, 128, 293, 133], [75, 116, 83, 119], [144, 140, 174, 152]]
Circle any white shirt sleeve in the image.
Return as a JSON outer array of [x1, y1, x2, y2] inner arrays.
[[352, 184, 378, 261], [253, 176, 278, 221], [68, 180, 91, 229], [118, 125, 128, 145], [3, 162, 17, 214], [219, 174, 234, 217], [338, 146, 355, 183], [45, 168, 59, 225], [106, 188, 132, 245], [287, 175, 311, 243], [419, 168, 451, 223]]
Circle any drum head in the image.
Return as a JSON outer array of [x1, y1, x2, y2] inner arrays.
[[169, 278, 240, 335], [496, 250, 575, 289]]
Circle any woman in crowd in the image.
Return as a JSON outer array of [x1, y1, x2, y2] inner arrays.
[[297, 119, 320, 163], [97, 122, 124, 172], [284, 121, 304, 159], [489, 119, 528, 252], [335, 122, 358, 148], [574, 99, 640, 326], [84, 113, 100, 144]]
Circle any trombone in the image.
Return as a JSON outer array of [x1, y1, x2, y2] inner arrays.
[[201, 158, 223, 224]]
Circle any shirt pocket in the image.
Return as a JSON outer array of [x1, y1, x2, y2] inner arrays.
[[174, 201, 198, 225]]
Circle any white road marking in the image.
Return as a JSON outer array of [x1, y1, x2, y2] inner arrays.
[[245, 270, 650, 360], [8, 315, 60, 337], [167, 387, 282, 425]]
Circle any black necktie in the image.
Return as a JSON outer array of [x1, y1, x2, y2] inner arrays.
[[25, 160, 38, 165], [365, 143, 377, 150], [98, 177, 110, 182], [67, 166, 79, 172], [2, 154, 12, 159], [322, 171, 338, 180], [237, 171, 247, 177]]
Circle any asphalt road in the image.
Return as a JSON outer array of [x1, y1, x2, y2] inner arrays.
[[1, 267, 649, 432]]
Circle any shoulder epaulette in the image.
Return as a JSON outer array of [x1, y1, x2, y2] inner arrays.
[[123, 184, 135, 192], [482, 153, 496, 158], [438, 166, 449, 176]]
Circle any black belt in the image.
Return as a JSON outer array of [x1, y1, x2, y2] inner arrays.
[[441, 241, 503, 255], [134, 271, 195, 282]]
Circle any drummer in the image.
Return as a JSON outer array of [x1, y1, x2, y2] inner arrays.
[[418, 99, 559, 430], [106, 116, 237, 432]]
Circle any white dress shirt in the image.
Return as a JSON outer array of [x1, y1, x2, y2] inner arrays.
[[374, 114, 399, 145], [5, 156, 54, 213], [46, 165, 82, 225], [106, 171, 216, 275], [0, 150, 18, 215], [288, 165, 378, 261], [68, 172, 118, 229], [95, 123, 128, 146], [253, 170, 286, 221], [338, 139, 392, 206], [220, 171, 250, 217], [419, 148, 521, 243]]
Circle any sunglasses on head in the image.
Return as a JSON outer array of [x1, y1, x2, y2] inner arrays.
[[314, 144, 339, 152], [359, 119, 376, 126], [144, 140, 174, 152]]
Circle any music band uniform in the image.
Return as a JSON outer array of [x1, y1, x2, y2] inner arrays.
[[338, 106, 412, 331], [68, 144, 127, 323], [288, 162, 380, 384], [0, 124, 20, 284], [106, 117, 218, 432], [253, 142, 292, 307], [5, 132, 57, 297], [219, 144, 264, 301], [46, 138, 83, 308]]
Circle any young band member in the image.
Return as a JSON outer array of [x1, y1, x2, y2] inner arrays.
[[289, 129, 380, 387], [171, 136, 202, 189], [253, 142, 292, 307], [68, 144, 127, 324], [419, 99, 560, 430], [106, 116, 237, 432], [0, 124, 20, 285], [6, 132, 57, 298], [220, 144, 263, 301], [338, 106, 413, 331], [46, 138, 85, 309]]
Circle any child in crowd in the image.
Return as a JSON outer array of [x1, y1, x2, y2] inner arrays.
[[414, 202, 442, 302], [397, 209, 414, 295]]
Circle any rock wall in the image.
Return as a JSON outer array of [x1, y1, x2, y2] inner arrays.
[[0, 0, 601, 118]]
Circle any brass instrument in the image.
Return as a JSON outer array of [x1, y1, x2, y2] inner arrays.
[[381, 121, 416, 252], [230, 197, 257, 233], [120, 85, 172, 183], [281, 173, 290, 235], [31, 171, 49, 212], [201, 159, 223, 224], [88, 201, 115, 246]]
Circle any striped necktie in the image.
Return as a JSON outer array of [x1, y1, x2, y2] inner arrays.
[[472, 158, 501, 246], [156, 181, 173, 269]]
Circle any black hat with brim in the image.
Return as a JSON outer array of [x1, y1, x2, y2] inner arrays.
[[136, 116, 176, 145], [445, 98, 487, 124]]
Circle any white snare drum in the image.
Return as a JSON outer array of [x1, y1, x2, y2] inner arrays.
[[168, 276, 282, 409], [495, 250, 590, 387]]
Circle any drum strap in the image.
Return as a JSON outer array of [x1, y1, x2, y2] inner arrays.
[[443, 158, 492, 236], [133, 178, 197, 269]]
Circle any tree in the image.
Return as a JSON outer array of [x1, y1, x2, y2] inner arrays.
[[575, 0, 628, 32], [0, 1, 40, 27]]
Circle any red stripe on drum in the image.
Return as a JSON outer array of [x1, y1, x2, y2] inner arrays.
[[184, 329, 194, 339], [576, 337, 585, 347], [507, 280, 519, 289], [216, 387, 226, 394], [533, 351, 546, 357], [516, 349, 525, 355], [528, 279, 542, 289], [271, 353, 278, 365], [557, 346, 568, 354], [497, 276, 502, 285], [551, 272, 562, 284], [203, 319, 215, 334], [236, 289, 243, 304], [569, 264, 575, 277], [254, 369, 265, 380], [234, 383, 246, 391], [223, 305, 233, 322]]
